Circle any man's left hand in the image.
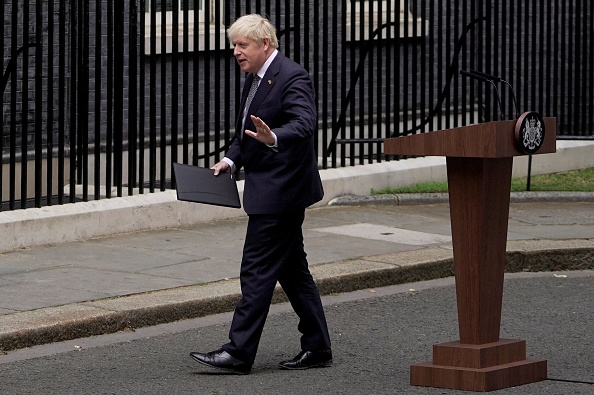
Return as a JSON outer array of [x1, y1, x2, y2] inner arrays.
[[245, 115, 276, 146]]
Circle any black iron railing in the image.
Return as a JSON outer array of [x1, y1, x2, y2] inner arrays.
[[1, 1, 592, 211]]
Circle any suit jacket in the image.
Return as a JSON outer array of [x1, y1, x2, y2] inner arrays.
[[226, 52, 324, 215]]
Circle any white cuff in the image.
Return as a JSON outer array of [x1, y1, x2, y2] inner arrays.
[[266, 133, 278, 151], [222, 157, 236, 173]]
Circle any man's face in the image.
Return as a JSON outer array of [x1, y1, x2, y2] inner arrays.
[[232, 37, 270, 74]]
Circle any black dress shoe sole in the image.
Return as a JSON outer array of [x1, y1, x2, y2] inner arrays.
[[278, 359, 333, 370], [190, 353, 251, 375]]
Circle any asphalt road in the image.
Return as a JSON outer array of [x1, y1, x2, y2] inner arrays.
[[1, 271, 593, 395]]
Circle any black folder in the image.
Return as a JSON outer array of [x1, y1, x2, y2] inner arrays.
[[172, 162, 241, 208]]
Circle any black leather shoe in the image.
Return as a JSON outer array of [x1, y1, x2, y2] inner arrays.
[[190, 349, 251, 375], [278, 349, 333, 370]]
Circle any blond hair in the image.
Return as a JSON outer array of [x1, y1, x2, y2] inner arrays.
[[228, 14, 279, 49]]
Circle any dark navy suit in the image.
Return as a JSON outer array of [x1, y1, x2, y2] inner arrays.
[[221, 52, 331, 364]]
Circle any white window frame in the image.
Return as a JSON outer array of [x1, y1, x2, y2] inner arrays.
[[346, 0, 428, 41], [144, 0, 228, 55]]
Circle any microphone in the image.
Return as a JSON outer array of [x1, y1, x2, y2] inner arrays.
[[467, 69, 501, 82], [467, 69, 520, 119], [460, 69, 505, 121]]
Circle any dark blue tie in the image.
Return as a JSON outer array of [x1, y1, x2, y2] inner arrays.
[[242, 74, 261, 130]]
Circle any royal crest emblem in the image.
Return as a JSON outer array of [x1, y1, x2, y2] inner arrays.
[[514, 112, 546, 154]]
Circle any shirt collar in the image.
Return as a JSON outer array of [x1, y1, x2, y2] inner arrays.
[[255, 49, 278, 79]]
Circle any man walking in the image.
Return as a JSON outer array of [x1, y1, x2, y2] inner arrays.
[[189, 14, 332, 375]]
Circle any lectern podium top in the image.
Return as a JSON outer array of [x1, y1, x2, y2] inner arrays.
[[384, 117, 556, 158]]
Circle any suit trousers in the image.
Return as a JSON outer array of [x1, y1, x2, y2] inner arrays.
[[222, 209, 331, 364]]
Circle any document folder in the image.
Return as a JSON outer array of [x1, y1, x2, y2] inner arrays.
[[172, 162, 241, 209]]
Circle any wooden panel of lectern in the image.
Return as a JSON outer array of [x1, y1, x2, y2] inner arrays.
[[384, 114, 556, 392]]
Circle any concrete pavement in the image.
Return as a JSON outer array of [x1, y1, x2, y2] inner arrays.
[[0, 194, 593, 353]]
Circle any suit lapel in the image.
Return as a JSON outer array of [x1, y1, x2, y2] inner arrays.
[[248, 53, 282, 113]]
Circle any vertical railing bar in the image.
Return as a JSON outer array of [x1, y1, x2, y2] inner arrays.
[[128, 0, 139, 195], [279, 1, 287, 55], [368, 0, 377, 164], [212, 0, 221, 164], [80, 0, 90, 200], [338, 0, 346, 167], [531, 0, 538, 116], [550, 0, 558, 121], [150, 0, 158, 191], [68, 0, 78, 203], [321, 0, 330, 168], [394, 1, 401, 136], [515, 0, 521, 115], [169, 0, 179, 185], [159, 0, 167, 189], [223, 0, 233, 167], [539, 1, 546, 117], [467, 0, 482, 123], [20, 0, 30, 208], [381, 0, 392, 160], [404, 0, 418, 131], [356, 0, 363, 165], [523, 2, 530, 116], [44, 0, 54, 206], [585, 2, 594, 136], [203, 0, 211, 168], [560, 1, 567, 134], [482, 1, 492, 120], [114, 0, 124, 196], [507, 0, 515, 118], [170, 0, 179, 183], [302, 0, 309, 72], [479, 1, 486, 120], [321, 1, 329, 167], [303, 0, 315, 158], [265, 0, 272, 19], [94, 0, 103, 200], [415, 0, 430, 133], [452, 1, 460, 127], [564, 1, 577, 134], [458, 0, 474, 125], [493, 0, 501, 118], [35, 0, 44, 207], [313, 0, 323, 167], [139, 0, 147, 193], [58, 0, 66, 204], [330, 0, 338, 167], [290, 0, 298, 64], [577, 1, 586, 135], [346, 0, 354, 165], [105, 0, 114, 197], [574, 1, 594, 135], [191, 0, 200, 167], [435, 0, 442, 130], [182, 0, 189, 165], [366, 0, 376, 164], [372, 0, 384, 163]]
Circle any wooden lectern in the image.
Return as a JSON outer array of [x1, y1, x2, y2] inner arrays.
[[384, 114, 556, 392]]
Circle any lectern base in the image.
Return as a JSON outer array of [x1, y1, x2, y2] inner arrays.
[[410, 339, 547, 392]]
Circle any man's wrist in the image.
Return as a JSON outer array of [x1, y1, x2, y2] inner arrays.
[[266, 132, 278, 148], [221, 157, 235, 172]]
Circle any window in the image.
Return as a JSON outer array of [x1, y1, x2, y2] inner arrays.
[[346, 0, 428, 41], [144, 0, 228, 54]]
